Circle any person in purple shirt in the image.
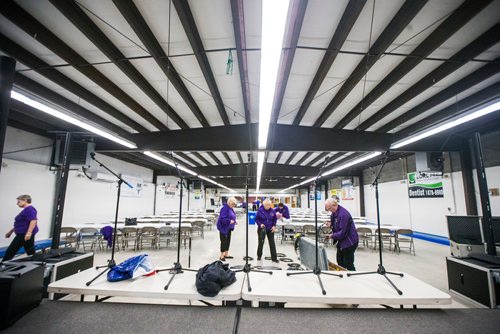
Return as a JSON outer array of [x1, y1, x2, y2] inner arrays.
[[276, 203, 290, 221], [217, 197, 237, 261], [2, 194, 39, 262], [325, 198, 359, 271], [256, 199, 279, 263]]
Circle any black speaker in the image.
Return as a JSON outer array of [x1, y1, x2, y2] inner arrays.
[[0, 262, 44, 329], [54, 139, 95, 166]]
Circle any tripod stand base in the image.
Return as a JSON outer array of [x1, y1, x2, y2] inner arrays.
[[233, 263, 273, 292], [86, 259, 117, 286], [287, 267, 343, 295], [156, 262, 197, 290], [347, 264, 404, 295]]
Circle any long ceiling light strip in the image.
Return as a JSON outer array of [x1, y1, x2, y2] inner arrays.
[[144, 151, 197, 176], [279, 152, 382, 192], [256, 0, 290, 192], [391, 100, 500, 149], [256, 151, 265, 192], [145, 151, 235, 192], [11, 91, 137, 149]]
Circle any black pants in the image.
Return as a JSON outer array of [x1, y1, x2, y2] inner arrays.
[[257, 227, 277, 260], [2, 233, 36, 262], [336, 242, 358, 271], [219, 230, 232, 252]]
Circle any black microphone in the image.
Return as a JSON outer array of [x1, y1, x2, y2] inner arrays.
[[90, 152, 96, 159]]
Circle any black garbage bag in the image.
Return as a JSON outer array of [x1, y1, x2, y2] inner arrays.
[[196, 260, 237, 297]]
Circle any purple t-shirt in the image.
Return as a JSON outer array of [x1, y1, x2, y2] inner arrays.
[[14, 205, 39, 235]]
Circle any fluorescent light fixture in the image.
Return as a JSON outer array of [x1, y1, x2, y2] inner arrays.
[[11, 91, 137, 149], [196, 173, 235, 192], [258, 0, 290, 149], [277, 152, 382, 192], [299, 177, 316, 186], [144, 151, 198, 176], [391, 100, 500, 149], [256, 151, 265, 192], [321, 152, 382, 177]]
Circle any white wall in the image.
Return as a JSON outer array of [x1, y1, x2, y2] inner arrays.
[[155, 176, 187, 213], [363, 171, 468, 237], [3, 127, 53, 165], [0, 159, 57, 247]]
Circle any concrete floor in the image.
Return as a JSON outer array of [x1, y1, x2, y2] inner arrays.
[[82, 214, 478, 308]]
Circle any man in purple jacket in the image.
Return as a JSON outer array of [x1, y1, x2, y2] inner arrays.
[[325, 198, 358, 270], [256, 199, 278, 263]]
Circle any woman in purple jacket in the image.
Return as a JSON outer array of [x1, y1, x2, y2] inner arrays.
[[2, 194, 39, 262], [217, 197, 237, 261], [256, 199, 279, 263], [325, 198, 359, 270]]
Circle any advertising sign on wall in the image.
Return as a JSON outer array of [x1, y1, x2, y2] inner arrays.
[[407, 171, 444, 198]]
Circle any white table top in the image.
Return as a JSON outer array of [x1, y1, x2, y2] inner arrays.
[[242, 270, 451, 305], [48, 267, 244, 301], [277, 221, 403, 232], [115, 218, 207, 224]]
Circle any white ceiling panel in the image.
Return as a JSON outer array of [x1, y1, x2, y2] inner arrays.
[[0, 16, 66, 66], [226, 152, 239, 164], [278, 152, 293, 164], [299, 53, 364, 126], [428, 1, 500, 60], [134, 0, 193, 55], [242, 0, 262, 49], [76, 0, 149, 58], [277, 48, 327, 124], [213, 152, 229, 165], [297, 0, 349, 48], [189, 0, 235, 50], [341, 0, 405, 53], [206, 52, 246, 124], [387, 73, 500, 133], [15, 0, 109, 64]]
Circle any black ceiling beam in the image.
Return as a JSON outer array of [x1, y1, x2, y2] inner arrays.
[[0, 33, 147, 133], [7, 116, 53, 138], [49, 0, 185, 130], [378, 56, 500, 132], [284, 152, 298, 165], [0, 1, 170, 132], [296, 152, 313, 165], [222, 152, 233, 164], [274, 152, 283, 164], [391, 111, 500, 152], [207, 152, 222, 165], [175, 152, 202, 167], [292, 0, 366, 125], [396, 82, 500, 138], [126, 152, 171, 170], [236, 152, 243, 164], [192, 163, 320, 177], [270, 0, 308, 124], [94, 123, 395, 152], [305, 152, 329, 166], [113, 0, 210, 128], [231, 0, 251, 124], [14, 74, 129, 137], [338, 0, 493, 130], [173, 0, 230, 125], [312, 0, 427, 127], [193, 152, 212, 166], [357, 23, 500, 131]]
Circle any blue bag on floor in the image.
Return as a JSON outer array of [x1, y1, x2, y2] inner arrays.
[[107, 254, 155, 282]]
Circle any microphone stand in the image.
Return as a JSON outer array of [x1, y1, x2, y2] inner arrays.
[[232, 153, 272, 292], [347, 151, 404, 295], [287, 155, 342, 295], [155, 153, 196, 290], [86, 152, 133, 286]]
